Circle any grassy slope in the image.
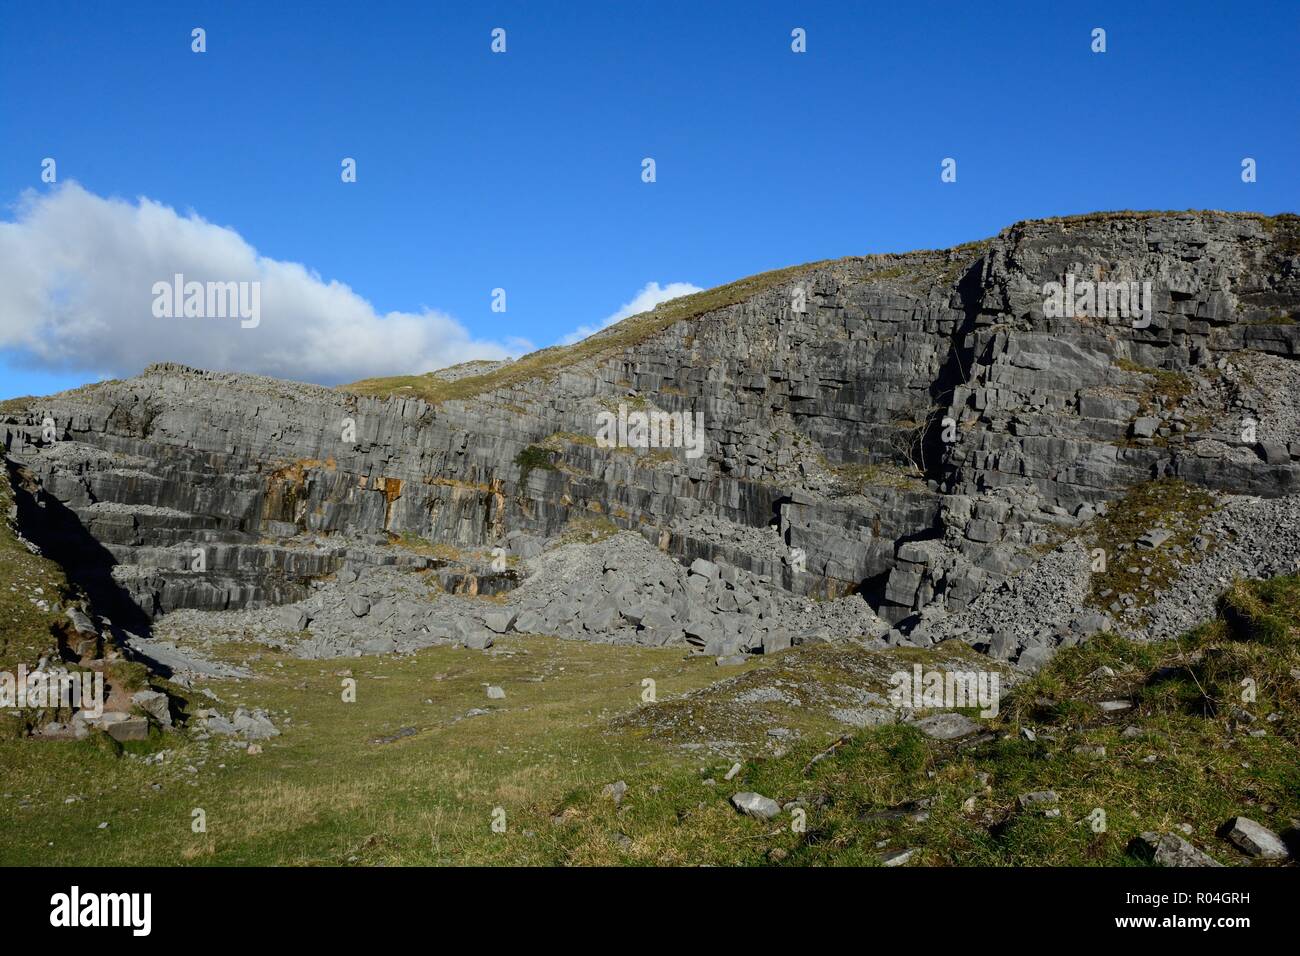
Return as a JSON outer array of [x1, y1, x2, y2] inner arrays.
[[343, 235, 999, 407], [1083, 478, 1218, 612], [1, 573, 1295, 865], [0, 468, 67, 672], [525, 577, 1300, 866], [0, 634, 758, 865]]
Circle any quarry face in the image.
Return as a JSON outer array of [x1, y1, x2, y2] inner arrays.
[[5, 211, 1300, 673]]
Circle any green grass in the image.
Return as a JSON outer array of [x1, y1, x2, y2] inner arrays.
[[1115, 359, 1195, 415], [1085, 479, 1218, 612], [0, 468, 69, 674], [392, 532, 462, 563], [825, 459, 927, 495], [1033, 209, 1286, 226], [522, 576, 1300, 866], [514, 445, 557, 489], [3, 568, 1297, 865], [339, 238, 994, 409], [0, 396, 38, 415], [340, 211, 1293, 411], [1, 465, 191, 740], [542, 431, 598, 448], [554, 514, 620, 546], [0, 634, 735, 865]]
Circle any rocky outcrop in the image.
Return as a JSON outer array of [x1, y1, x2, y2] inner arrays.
[[3, 211, 1298, 667]]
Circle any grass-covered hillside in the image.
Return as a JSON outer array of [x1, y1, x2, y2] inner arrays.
[[0, 466, 68, 673], [527, 576, 1300, 866]]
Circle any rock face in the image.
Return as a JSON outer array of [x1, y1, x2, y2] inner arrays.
[[4, 212, 1299, 663]]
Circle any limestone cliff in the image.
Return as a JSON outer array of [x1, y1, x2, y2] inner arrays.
[[4, 211, 1299, 667]]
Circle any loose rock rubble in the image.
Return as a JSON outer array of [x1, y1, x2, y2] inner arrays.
[[199, 707, 280, 741], [147, 530, 884, 661], [508, 532, 885, 656], [1130, 492, 1300, 640], [902, 539, 1108, 669]]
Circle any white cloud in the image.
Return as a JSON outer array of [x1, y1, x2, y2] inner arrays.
[[0, 182, 522, 385], [559, 280, 703, 345], [0, 183, 703, 389]]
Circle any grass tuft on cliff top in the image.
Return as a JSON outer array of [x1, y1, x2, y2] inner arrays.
[[0, 396, 39, 415], [340, 241, 993, 409], [342, 258, 837, 406]]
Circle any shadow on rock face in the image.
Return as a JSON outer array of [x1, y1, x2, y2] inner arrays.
[[6, 457, 154, 639]]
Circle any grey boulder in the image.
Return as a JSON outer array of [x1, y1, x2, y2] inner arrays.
[[1220, 817, 1289, 860]]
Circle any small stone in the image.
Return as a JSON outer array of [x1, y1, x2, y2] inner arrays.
[[689, 558, 721, 579], [106, 718, 149, 742], [1220, 817, 1289, 860], [1131, 417, 1159, 439], [602, 781, 628, 806], [1017, 790, 1059, 811], [461, 631, 495, 651], [486, 685, 506, 700], [730, 792, 781, 820], [131, 689, 172, 727], [1136, 528, 1172, 550], [1133, 831, 1223, 867], [881, 848, 916, 867], [911, 712, 980, 740]]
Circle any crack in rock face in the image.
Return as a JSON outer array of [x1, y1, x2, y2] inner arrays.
[[4, 212, 1300, 675]]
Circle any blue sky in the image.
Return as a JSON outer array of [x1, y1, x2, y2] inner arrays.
[[1, 0, 1297, 399]]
